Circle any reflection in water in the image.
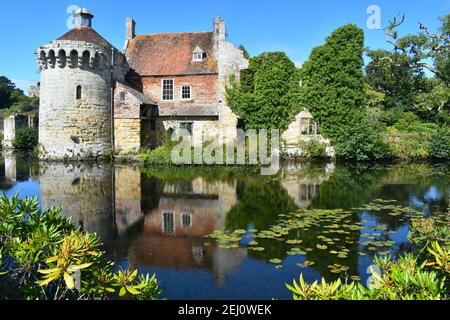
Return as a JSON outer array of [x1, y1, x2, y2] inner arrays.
[[0, 156, 449, 300]]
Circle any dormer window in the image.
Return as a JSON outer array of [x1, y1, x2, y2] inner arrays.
[[192, 46, 205, 61]]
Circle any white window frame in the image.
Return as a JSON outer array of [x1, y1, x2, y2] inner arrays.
[[181, 213, 193, 228], [181, 85, 192, 100], [161, 78, 175, 101], [162, 211, 175, 235], [192, 52, 204, 61]]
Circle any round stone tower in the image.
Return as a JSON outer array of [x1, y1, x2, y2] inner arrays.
[[36, 8, 127, 160]]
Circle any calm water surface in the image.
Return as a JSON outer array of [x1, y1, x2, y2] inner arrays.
[[1, 154, 449, 300]]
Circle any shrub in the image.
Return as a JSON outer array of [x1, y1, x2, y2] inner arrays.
[[301, 140, 328, 159], [386, 133, 430, 159], [0, 195, 162, 300], [13, 127, 38, 152], [429, 127, 450, 159], [334, 120, 391, 161], [141, 142, 175, 165]]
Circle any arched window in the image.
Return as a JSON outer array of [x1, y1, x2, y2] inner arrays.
[[39, 51, 47, 69], [93, 53, 101, 68], [48, 50, 56, 68], [70, 50, 79, 68], [82, 51, 91, 68], [76, 85, 82, 100], [120, 92, 126, 103], [58, 50, 67, 68]]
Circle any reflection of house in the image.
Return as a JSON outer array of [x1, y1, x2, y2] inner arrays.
[[280, 162, 334, 208], [127, 178, 246, 286]]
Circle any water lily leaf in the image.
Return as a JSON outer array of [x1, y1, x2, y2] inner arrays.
[[269, 259, 283, 264]]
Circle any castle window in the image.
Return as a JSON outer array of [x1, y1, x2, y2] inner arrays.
[[82, 51, 91, 68], [76, 86, 82, 100], [48, 50, 56, 69], [162, 79, 174, 101], [70, 50, 79, 69], [58, 50, 67, 68], [181, 86, 192, 100], [120, 92, 126, 103]]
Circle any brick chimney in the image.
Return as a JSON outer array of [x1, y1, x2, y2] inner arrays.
[[126, 18, 136, 40]]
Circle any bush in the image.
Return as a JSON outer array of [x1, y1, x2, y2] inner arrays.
[[334, 120, 391, 161], [301, 140, 328, 159], [0, 195, 162, 300], [13, 127, 38, 152], [141, 142, 175, 165], [386, 132, 430, 159], [429, 127, 450, 159]]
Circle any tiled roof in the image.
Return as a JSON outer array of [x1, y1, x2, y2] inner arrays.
[[158, 105, 219, 117], [125, 32, 218, 76], [57, 26, 114, 49]]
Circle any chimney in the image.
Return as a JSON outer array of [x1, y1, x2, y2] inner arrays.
[[214, 17, 226, 41], [126, 18, 136, 40]]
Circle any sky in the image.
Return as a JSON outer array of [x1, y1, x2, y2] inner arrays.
[[0, 0, 448, 93]]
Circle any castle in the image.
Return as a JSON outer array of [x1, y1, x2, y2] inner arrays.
[[36, 8, 328, 161]]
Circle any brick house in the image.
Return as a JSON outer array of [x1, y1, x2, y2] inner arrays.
[[115, 16, 249, 152]]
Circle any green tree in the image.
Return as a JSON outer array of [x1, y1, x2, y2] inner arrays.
[[365, 50, 426, 112], [226, 52, 301, 131], [300, 24, 387, 160], [383, 14, 450, 84], [0, 76, 22, 109]]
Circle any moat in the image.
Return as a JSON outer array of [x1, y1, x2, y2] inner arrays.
[[1, 154, 449, 300]]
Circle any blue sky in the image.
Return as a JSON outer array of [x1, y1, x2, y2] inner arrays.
[[0, 0, 448, 93]]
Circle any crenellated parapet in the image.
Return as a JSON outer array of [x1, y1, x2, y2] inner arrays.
[[36, 41, 110, 71]]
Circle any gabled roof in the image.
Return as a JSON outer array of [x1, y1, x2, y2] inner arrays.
[[125, 32, 218, 76], [57, 25, 114, 49]]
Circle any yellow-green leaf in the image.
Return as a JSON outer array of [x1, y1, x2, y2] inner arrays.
[[64, 272, 75, 290]]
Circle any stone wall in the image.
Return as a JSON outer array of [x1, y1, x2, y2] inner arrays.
[[114, 119, 141, 153], [214, 17, 249, 143]]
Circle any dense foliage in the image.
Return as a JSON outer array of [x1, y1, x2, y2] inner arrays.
[[429, 127, 450, 159], [13, 127, 38, 152], [287, 217, 449, 300], [0, 195, 162, 300], [226, 52, 301, 131], [0, 76, 38, 112], [300, 24, 389, 160]]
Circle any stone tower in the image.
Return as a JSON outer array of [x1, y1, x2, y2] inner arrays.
[[36, 8, 127, 160]]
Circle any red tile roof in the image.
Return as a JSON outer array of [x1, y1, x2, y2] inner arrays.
[[125, 32, 218, 76], [57, 26, 114, 49]]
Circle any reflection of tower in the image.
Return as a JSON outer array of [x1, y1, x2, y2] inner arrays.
[[39, 162, 114, 243], [4, 152, 17, 182]]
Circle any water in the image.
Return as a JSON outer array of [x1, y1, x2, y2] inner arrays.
[[1, 154, 449, 300]]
